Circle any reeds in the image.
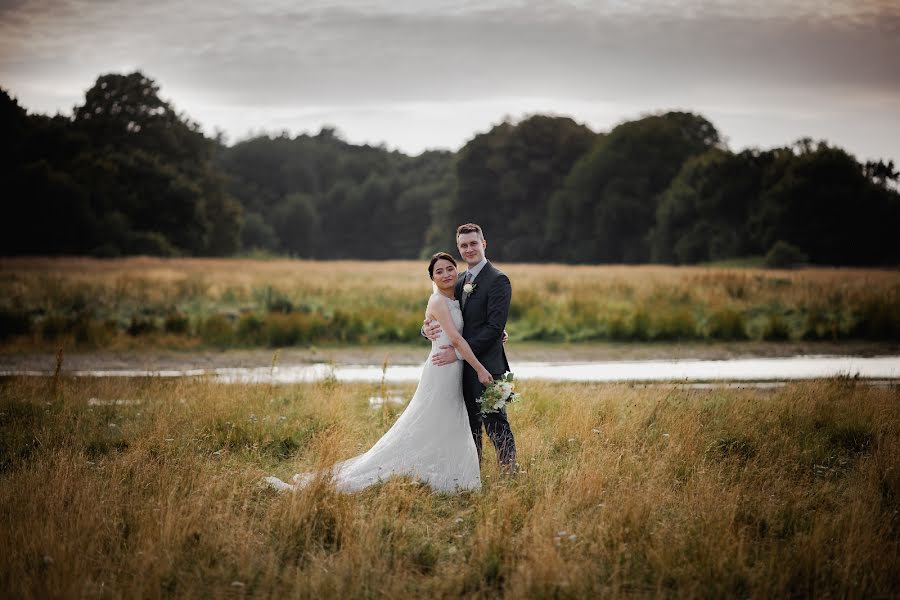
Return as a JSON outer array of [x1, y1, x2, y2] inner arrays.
[[1, 258, 899, 349], [1, 375, 898, 597]]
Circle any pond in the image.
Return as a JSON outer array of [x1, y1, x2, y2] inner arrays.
[[4, 355, 898, 384]]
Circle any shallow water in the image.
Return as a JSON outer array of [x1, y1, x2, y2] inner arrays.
[[3, 355, 899, 384]]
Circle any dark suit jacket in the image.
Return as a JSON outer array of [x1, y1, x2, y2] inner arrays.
[[455, 261, 511, 376]]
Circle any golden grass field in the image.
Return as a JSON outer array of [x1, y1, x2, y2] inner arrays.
[[2, 258, 898, 596], [1, 374, 898, 598], [1, 257, 899, 352]]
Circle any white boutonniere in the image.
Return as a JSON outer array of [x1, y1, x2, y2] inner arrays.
[[463, 282, 477, 295]]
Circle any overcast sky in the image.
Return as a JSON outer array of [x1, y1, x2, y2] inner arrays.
[[2, 0, 898, 162]]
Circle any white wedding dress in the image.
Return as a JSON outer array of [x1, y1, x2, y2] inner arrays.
[[265, 294, 481, 493]]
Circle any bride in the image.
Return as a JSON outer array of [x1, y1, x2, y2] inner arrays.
[[264, 252, 492, 493]]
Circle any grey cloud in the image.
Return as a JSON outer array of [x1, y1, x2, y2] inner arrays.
[[1, 0, 898, 161], [5, 1, 899, 105], [171, 7, 900, 104]]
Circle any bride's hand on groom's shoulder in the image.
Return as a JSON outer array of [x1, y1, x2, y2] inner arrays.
[[422, 318, 443, 341]]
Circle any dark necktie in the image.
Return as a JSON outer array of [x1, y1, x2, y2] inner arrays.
[[461, 271, 474, 308]]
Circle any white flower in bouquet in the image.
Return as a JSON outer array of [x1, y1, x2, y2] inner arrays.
[[476, 372, 522, 416]]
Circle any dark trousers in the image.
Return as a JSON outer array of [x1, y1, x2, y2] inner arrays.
[[462, 367, 517, 466]]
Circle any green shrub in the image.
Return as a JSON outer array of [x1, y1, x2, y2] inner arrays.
[[651, 307, 698, 341], [265, 312, 330, 346], [801, 307, 839, 341], [706, 308, 748, 340], [0, 308, 30, 340], [39, 315, 70, 340], [850, 297, 900, 340], [764, 241, 808, 269], [265, 313, 301, 346], [361, 308, 421, 343], [330, 310, 363, 343], [237, 313, 266, 345], [73, 315, 116, 346], [507, 289, 540, 320], [199, 314, 235, 346], [762, 314, 791, 341], [254, 286, 294, 313], [163, 311, 190, 334], [631, 308, 651, 341], [127, 315, 158, 336], [604, 312, 632, 341], [566, 298, 601, 329]]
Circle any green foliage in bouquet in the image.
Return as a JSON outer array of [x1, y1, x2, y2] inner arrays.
[[477, 372, 522, 416]]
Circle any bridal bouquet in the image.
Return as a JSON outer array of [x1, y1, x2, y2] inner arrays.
[[477, 372, 522, 416]]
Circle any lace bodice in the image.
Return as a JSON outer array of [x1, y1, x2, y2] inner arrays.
[[432, 294, 463, 351]]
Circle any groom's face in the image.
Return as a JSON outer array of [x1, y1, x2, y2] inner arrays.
[[457, 232, 486, 267]]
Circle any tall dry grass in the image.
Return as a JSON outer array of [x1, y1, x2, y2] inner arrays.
[[1, 375, 898, 597], [2, 257, 899, 350]]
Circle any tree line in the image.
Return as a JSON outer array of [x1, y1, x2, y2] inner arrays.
[[3, 71, 898, 265]]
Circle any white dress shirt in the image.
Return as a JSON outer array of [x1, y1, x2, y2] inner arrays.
[[462, 256, 488, 283]]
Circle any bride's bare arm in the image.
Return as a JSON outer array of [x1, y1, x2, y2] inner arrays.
[[426, 297, 493, 385]]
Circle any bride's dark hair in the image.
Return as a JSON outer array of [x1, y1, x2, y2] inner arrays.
[[428, 252, 457, 279]]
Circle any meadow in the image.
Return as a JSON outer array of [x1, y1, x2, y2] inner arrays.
[[1, 375, 897, 597], [1, 258, 899, 353]]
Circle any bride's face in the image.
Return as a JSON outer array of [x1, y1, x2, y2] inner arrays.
[[431, 259, 458, 290]]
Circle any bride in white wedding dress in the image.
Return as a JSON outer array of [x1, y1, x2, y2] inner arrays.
[[264, 252, 491, 493]]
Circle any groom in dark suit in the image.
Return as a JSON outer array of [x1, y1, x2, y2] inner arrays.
[[426, 223, 517, 470]]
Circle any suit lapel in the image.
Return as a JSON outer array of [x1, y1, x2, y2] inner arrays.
[[455, 273, 466, 302], [462, 262, 492, 314]]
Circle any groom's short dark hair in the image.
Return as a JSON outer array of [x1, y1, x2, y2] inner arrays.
[[456, 223, 484, 240]]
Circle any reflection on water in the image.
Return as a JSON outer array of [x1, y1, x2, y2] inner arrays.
[[87, 398, 143, 406], [367, 394, 407, 408], [3, 356, 899, 384]]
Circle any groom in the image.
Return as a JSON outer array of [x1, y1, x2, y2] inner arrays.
[[425, 223, 517, 471]]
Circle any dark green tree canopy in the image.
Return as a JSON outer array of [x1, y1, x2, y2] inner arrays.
[[751, 142, 900, 265], [3, 74, 898, 266], [547, 112, 722, 263], [650, 148, 769, 264], [2, 73, 241, 257], [433, 115, 597, 261], [74, 72, 209, 163]]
